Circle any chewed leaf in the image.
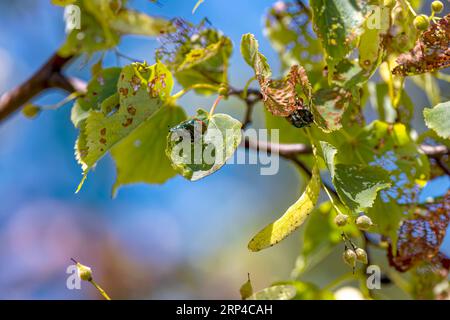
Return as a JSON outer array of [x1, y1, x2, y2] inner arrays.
[[388, 192, 450, 272], [312, 87, 352, 132], [320, 140, 391, 213], [111, 105, 187, 196], [392, 14, 450, 76], [247, 285, 296, 300], [166, 109, 242, 181], [75, 61, 173, 191], [333, 164, 391, 212], [248, 164, 321, 252], [423, 101, 450, 139], [259, 65, 312, 117], [157, 22, 232, 93]]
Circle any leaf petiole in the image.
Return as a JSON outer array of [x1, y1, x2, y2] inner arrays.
[[171, 84, 220, 100], [209, 95, 223, 116]]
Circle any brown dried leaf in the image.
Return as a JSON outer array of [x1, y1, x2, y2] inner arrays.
[[259, 65, 312, 117], [392, 14, 450, 76], [388, 192, 450, 272]]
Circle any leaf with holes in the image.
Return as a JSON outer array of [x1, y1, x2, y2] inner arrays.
[[157, 23, 232, 94], [166, 109, 242, 181], [320, 141, 391, 213], [259, 65, 312, 117], [311, 87, 352, 132], [392, 14, 450, 76]]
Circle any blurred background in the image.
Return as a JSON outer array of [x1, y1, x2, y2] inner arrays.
[[0, 0, 448, 299]]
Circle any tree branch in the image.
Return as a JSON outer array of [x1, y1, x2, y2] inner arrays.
[[243, 137, 312, 157], [243, 138, 449, 158], [419, 144, 449, 157], [0, 53, 86, 122]]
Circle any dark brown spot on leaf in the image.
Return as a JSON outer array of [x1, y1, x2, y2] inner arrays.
[[127, 106, 136, 116], [122, 118, 133, 127]]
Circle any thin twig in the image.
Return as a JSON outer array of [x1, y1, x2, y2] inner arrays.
[[0, 53, 86, 122], [436, 157, 450, 176]]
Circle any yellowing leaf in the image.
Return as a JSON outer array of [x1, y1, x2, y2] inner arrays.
[[109, 9, 173, 36], [75, 61, 173, 192], [248, 164, 321, 251], [247, 285, 296, 300]]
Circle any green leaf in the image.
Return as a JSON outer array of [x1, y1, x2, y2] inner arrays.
[[320, 141, 338, 178], [423, 101, 450, 139], [368, 82, 414, 125], [367, 197, 403, 250], [332, 58, 377, 89], [333, 164, 391, 212], [320, 141, 391, 213], [358, 6, 390, 70], [58, 1, 119, 56], [111, 105, 187, 196], [76, 61, 172, 190], [240, 33, 272, 78], [246, 285, 296, 300], [311, 0, 367, 73], [109, 9, 172, 36], [75, 67, 122, 114], [248, 163, 321, 251], [239, 274, 253, 300], [328, 121, 430, 242], [58, 1, 165, 57], [273, 280, 335, 300], [166, 109, 242, 181]]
